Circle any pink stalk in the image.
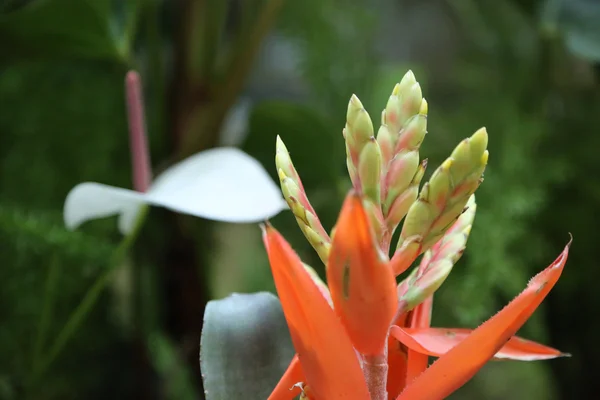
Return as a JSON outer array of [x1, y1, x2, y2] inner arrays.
[[362, 346, 389, 400], [125, 71, 152, 193]]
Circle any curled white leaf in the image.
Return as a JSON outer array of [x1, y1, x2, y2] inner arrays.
[[64, 148, 287, 234]]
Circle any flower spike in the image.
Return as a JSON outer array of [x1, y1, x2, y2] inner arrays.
[[396, 195, 477, 309], [276, 136, 331, 264], [378, 71, 428, 235], [391, 129, 488, 275]]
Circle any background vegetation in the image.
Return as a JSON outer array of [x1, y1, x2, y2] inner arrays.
[[1, 0, 598, 398]]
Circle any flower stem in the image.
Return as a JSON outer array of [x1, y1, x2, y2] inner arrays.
[[30, 254, 60, 374], [362, 350, 389, 400], [29, 206, 149, 386], [125, 71, 152, 193]]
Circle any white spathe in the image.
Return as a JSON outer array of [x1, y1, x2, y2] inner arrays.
[[64, 148, 287, 234]]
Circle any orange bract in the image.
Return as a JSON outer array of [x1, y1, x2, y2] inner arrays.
[[405, 295, 433, 384], [326, 193, 398, 355], [268, 356, 304, 400], [391, 327, 567, 361], [262, 224, 370, 399], [396, 242, 570, 399]]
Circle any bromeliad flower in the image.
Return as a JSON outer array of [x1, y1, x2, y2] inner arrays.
[[63, 71, 286, 234], [200, 71, 570, 400], [263, 196, 569, 400]]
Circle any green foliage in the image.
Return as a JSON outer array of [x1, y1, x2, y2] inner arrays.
[[0, 0, 140, 61], [148, 332, 198, 400], [277, 0, 380, 114], [0, 61, 133, 397]]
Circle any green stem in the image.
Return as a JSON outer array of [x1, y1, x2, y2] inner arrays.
[[30, 255, 61, 374], [31, 206, 149, 384]]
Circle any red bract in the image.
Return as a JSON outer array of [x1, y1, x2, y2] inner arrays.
[[264, 192, 570, 400]]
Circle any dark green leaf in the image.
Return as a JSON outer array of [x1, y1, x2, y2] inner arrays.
[[200, 292, 294, 399], [0, 0, 141, 61]]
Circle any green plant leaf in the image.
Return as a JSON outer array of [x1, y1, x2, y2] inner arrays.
[[200, 292, 294, 400], [148, 332, 198, 400], [0, 0, 141, 62]]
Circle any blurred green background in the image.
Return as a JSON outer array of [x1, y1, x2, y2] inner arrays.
[[1, 0, 598, 398]]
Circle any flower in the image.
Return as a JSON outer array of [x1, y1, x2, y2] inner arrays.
[[263, 195, 569, 400], [261, 71, 570, 399], [63, 71, 286, 233]]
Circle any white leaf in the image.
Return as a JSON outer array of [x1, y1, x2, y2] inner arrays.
[[63, 148, 287, 234], [63, 183, 146, 233], [145, 147, 287, 223]]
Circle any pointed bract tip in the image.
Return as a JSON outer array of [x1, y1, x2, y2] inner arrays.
[[472, 127, 488, 142], [260, 221, 274, 235], [419, 98, 428, 115], [401, 70, 416, 84], [276, 135, 287, 151], [481, 150, 489, 165], [466, 194, 476, 207], [350, 93, 363, 107], [410, 82, 423, 98], [567, 232, 573, 246]]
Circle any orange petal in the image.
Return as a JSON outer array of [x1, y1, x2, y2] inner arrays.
[[405, 295, 433, 384], [391, 327, 568, 361], [396, 241, 570, 400], [387, 312, 408, 398], [268, 355, 305, 400], [408, 296, 432, 328], [386, 335, 408, 399], [327, 192, 398, 355], [262, 224, 370, 399]]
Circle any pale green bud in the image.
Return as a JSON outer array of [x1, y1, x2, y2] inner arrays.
[[394, 114, 427, 153], [358, 138, 382, 205], [399, 259, 453, 310], [275, 135, 297, 179], [346, 94, 374, 153], [376, 123, 394, 168], [397, 195, 477, 309], [383, 150, 420, 211], [275, 136, 331, 266], [395, 129, 488, 257]]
